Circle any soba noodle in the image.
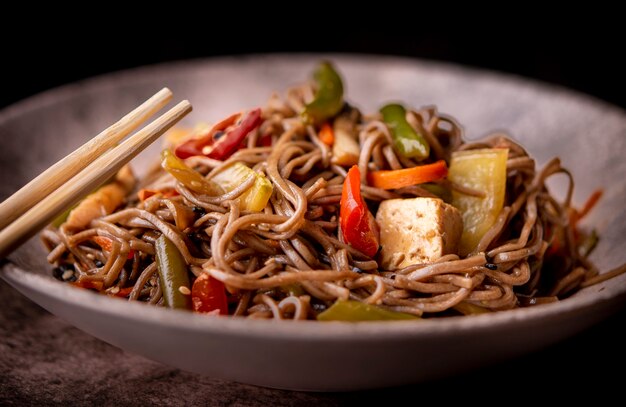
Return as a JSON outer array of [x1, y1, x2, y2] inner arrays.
[[41, 63, 625, 320]]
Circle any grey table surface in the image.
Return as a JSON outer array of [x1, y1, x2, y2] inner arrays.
[[1, 276, 624, 405]]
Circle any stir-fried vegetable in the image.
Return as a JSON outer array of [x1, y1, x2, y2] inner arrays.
[[281, 284, 305, 297], [155, 235, 192, 309], [448, 148, 508, 256], [570, 189, 603, 241], [380, 103, 430, 160], [579, 229, 599, 257], [64, 165, 135, 229], [191, 273, 228, 315], [452, 302, 490, 315], [175, 109, 262, 160], [204, 109, 262, 160], [331, 114, 360, 166], [420, 183, 452, 202], [318, 122, 334, 146], [210, 163, 273, 212], [174, 115, 238, 158], [317, 300, 418, 321], [137, 188, 178, 201], [340, 165, 379, 257], [92, 236, 134, 260], [162, 151, 272, 212], [367, 160, 448, 190], [302, 62, 344, 124], [161, 149, 217, 195]]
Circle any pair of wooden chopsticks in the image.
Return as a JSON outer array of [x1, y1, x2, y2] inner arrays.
[[0, 88, 192, 259]]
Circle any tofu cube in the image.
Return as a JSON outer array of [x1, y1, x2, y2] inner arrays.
[[376, 197, 463, 270]]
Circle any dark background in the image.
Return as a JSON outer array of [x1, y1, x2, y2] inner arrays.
[[2, 23, 625, 111], [2, 17, 625, 402]]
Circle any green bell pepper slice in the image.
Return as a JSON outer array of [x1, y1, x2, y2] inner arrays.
[[317, 300, 418, 321], [380, 103, 430, 160], [302, 61, 344, 124]]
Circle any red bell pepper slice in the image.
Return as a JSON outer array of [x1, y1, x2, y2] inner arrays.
[[175, 112, 239, 159], [340, 165, 380, 257], [191, 273, 228, 315], [205, 108, 262, 160], [174, 109, 262, 160], [259, 133, 273, 147]]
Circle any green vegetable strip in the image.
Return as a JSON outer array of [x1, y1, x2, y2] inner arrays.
[[380, 103, 430, 160], [317, 300, 419, 321], [302, 61, 344, 124], [155, 235, 192, 309]]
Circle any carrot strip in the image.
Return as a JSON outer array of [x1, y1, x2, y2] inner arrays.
[[367, 160, 448, 190], [319, 122, 335, 146], [92, 236, 134, 259], [137, 188, 179, 201]]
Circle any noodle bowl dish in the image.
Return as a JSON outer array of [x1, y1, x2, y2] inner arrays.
[[2, 55, 625, 390]]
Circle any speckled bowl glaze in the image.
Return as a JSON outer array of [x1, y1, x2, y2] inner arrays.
[[1, 55, 625, 391]]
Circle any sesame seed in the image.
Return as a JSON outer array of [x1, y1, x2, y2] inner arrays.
[[62, 270, 74, 280], [109, 286, 120, 294], [178, 286, 191, 295]]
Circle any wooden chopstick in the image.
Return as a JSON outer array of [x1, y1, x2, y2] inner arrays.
[[0, 88, 173, 231], [0, 99, 192, 259]]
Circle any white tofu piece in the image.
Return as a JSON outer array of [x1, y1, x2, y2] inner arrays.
[[376, 197, 463, 270]]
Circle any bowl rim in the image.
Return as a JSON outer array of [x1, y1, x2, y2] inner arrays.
[[1, 53, 625, 341]]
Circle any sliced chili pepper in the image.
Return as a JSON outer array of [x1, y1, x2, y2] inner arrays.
[[191, 273, 228, 315], [302, 62, 344, 124], [380, 103, 430, 160], [204, 108, 262, 160], [367, 160, 448, 190], [340, 165, 380, 257], [175, 109, 263, 160], [175, 113, 239, 159]]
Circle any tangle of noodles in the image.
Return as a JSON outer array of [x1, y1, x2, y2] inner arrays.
[[41, 64, 626, 320]]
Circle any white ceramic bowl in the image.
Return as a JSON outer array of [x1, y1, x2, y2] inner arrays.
[[1, 54, 625, 391]]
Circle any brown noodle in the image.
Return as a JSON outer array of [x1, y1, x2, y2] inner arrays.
[[41, 79, 624, 320]]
